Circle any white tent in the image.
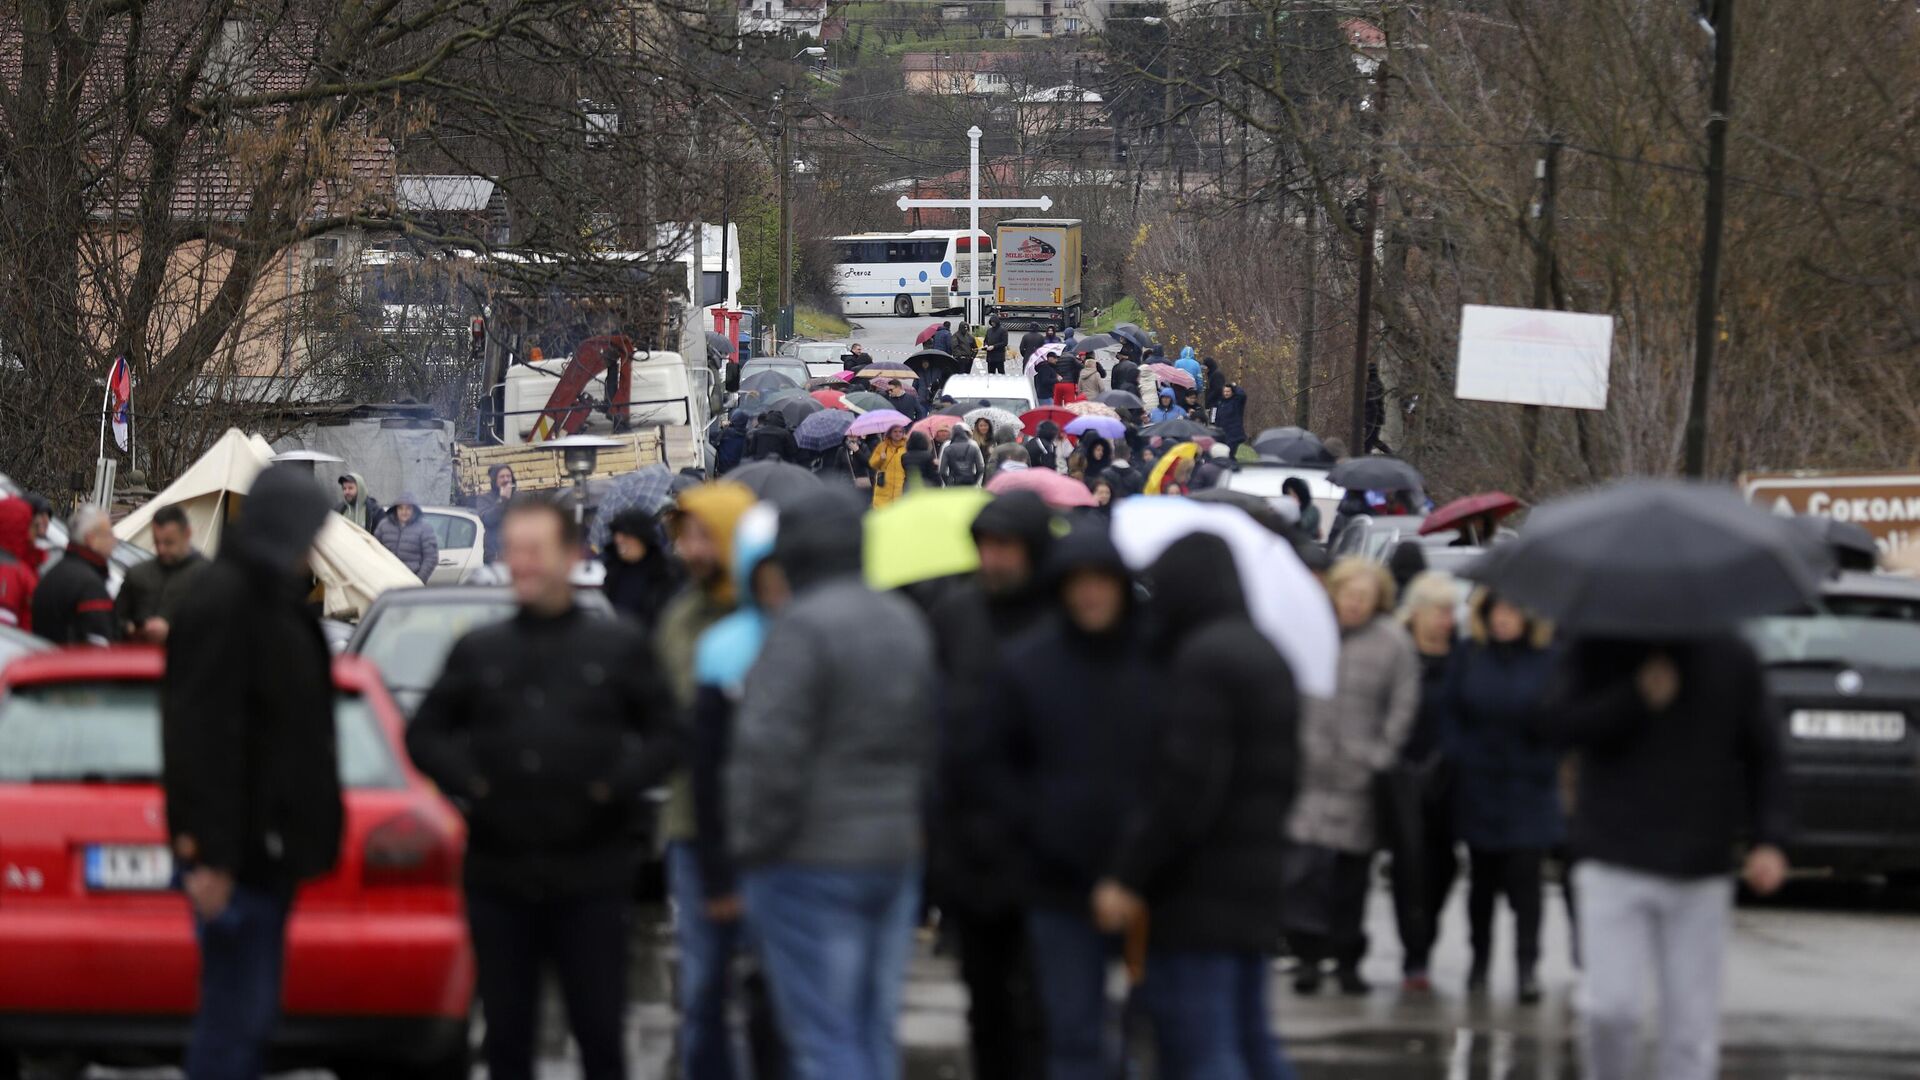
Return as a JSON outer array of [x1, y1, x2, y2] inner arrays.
[[114, 428, 421, 619]]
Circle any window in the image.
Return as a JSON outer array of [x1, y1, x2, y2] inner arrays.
[[0, 683, 404, 789], [700, 270, 727, 308], [581, 100, 619, 148], [310, 237, 340, 268], [1065, 17, 1079, 31], [425, 512, 478, 552]]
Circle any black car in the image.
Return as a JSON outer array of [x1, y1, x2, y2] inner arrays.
[[1746, 572, 1920, 881]]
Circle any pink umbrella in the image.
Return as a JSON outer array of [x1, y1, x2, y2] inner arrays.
[[831, 370, 857, 383], [1150, 362, 1195, 389], [911, 413, 964, 437], [847, 409, 911, 437], [987, 467, 1099, 508], [916, 323, 941, 346]]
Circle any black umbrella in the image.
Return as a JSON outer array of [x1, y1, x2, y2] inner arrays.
[[1072, 333, 1120, 354], [1789, 514, 1878, 572], [1252, 427, 1336, 467], [1328, 455, 1424, 492], [905, 348, 965, 378], [1111, 323, 1153, 351], [705, 330, 735, 364], [769, 395, 825, 428], [1140, 418, 1218, 442], [1476, 479, 1824, 638], [739, 369, 801, 393], [935, 402, 973, 417], [1096, 389, 1144, 410], [726, 460, 828, 508]]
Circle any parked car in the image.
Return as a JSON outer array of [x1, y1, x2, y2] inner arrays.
[[942, 373, 1036, 416], [344, 585, 614, 717], [419, 507, 485, 585], [1223, 463, 1342, 542], [1745, 572, 1920, 882], [0, 648, 473, 1078], [781, 340, 856, 380]]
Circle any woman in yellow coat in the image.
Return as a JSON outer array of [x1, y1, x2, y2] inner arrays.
[[869, 425, 910, 508]]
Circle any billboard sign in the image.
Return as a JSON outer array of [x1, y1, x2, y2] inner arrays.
[[1455, 304, 1613, 411]]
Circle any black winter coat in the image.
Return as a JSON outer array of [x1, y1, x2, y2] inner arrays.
[[32, 546, 116, 645], [1112, 357, 1141, 396], [1213, 389, 1248, 444], [1539, 635, 1789, 879], [602, 548, 680, 635], [408, 605, 678, 899], [163, 466, 340, 890], [745, 416, 798, 463], [983, 528, 1157, 911], [1112, 533, 1298, 952], [1023, 437, 1063, 472], [984, 323, 1009, 360], [926, 493, 1058, 916], [1443, 641, 1563, 851]]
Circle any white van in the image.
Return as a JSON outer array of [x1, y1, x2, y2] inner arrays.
[[942, 374, 1036, 416]]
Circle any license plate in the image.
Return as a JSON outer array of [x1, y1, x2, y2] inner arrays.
[[1790, 710, 1906, 742], [84, 845, 174, 891]]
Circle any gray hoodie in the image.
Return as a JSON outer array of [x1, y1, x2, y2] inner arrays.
[[374, 493, 439, 582], [728, 491, 935, 867]]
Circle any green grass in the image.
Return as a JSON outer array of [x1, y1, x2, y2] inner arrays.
[[795, 306, 853, 339], [1086, 296, 1142, 333]]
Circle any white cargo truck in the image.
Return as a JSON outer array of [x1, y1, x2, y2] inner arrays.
[[992, 218, 1084, 329]]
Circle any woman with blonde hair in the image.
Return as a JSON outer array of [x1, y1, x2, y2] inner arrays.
[[1441, 586, 1560, 1003], [1387, 570, 1464, 994], [1287, 557, 1421, 995]]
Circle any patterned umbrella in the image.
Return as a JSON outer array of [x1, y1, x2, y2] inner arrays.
[[586, 465, 674, 550], [1024, 342, 1067, 375], [847, 409, 912, 437], [795, 408, 856, 452], [1065, 400, 1121, 419], [964, 406, 1022, 435], [1149, 362, 1195, 389]]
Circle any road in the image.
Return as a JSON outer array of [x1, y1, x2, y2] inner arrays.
[[846, 314, 941, 364]]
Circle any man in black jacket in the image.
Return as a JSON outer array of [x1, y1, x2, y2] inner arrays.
[[927, 493, 1057, 1080], [982, 523, 1157, 1080], [33, 506, 119, 645], [1095, 533, 1300, 1079], [1543, 636, 1789, 1080], [409, 496, 678, 1080], [115, 503, 206, 643], [744, 410, 799, 463], [1023, 421, 1064, 473], [162, 464, 341, 1079], [983, 317, 1010, 374]]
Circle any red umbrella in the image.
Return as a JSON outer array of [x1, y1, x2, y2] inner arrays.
[[915, 323, 941, 345], [1020, 406, 1078, 437], [810, 389, 847, 409], [1421, 491, 1524, 537], [1149, 362, 1195, 389]]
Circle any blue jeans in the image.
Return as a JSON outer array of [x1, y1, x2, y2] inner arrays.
[[186, 884, 290, 1080], [741, 862, 920, 1080], [1025, 907, 1120, 1080], [671, 841, 746, 1080], [1138, 950, 1296, 1080]]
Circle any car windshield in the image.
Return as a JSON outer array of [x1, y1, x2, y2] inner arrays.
[[0, 683, 402, 787], [964, 397, 1030, 415], [1746, 615, 1920, 670], [356, 599, 517, 691]]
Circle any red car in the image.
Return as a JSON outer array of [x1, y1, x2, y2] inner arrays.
[[0, 648, 474, 1077]]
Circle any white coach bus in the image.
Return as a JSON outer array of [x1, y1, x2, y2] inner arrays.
[[829, 229, 993, 318]]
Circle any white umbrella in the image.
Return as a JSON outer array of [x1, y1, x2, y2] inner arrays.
[[1024, 341, 1067, 376], [1112, 497, 1339, 698]]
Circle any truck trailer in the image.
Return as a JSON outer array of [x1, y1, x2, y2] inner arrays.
[[992, 218, 1083, 329]]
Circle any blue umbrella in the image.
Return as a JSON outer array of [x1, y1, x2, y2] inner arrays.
[[587, 465, 674, 550], [795, 408, 856, 452], [1065, 414, 1126, 440]]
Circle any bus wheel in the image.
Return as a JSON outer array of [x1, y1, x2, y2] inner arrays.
[[894, 294, 915, 318]]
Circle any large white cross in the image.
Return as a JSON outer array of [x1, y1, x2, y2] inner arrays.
[[896, 126, 1054, 324]]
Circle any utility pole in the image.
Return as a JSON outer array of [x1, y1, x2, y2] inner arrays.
[[1297, 204, 1316, 427], [1521, 135, 1562, 492], [1683, 0, 1734, 478], [1348, 57, 1386, 455], [776, 94, 793, 347]]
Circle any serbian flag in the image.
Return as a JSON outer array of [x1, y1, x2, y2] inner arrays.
[[107, 355, 132, 452]]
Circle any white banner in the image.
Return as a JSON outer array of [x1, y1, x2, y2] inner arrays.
[[1455, 304, 1613, 411]]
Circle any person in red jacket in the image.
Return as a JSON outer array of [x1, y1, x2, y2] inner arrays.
[[0, 498, 40, 632]]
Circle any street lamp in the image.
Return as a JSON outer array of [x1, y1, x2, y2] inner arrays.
[[792, 46, 826, 59], [543, 434, 623, 525]]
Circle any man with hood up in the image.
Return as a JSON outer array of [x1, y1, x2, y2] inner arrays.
[[682, 505, 790, 1080], [601, 508, 681, 635], [1095, 533, 1301, 1080], [730, 489, 935, 1080], [927, 493, 1058, 1080], [1175, 345, 1206, 403], [981, 522, 1158, 1080], [0, 497, 41, 631], [335, 472, 382, 531], [374, 493, 438, 582], [162, 464, 342, 1079], [746, 410, 799, 463]]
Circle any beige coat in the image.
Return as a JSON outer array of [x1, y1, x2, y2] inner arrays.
[[1288, 615, 1421, 853]]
